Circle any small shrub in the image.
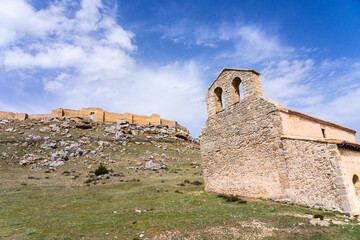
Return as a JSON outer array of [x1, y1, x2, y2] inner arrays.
[[94, 163, 109, 176], [217, 194, 247, 204], [217, 194, 238, 202], [237, 199, 247, 204], [313, 213, 324, 220], [217, 193, 228, 199], [226, 195, 239, 202], [184, 179, 190, 183], [191, 180, 202, 186]]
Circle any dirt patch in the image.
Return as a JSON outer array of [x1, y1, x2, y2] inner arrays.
[[148, 220, 276, 240]]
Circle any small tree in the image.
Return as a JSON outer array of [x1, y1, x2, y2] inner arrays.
[[95, 163, 109, 176]]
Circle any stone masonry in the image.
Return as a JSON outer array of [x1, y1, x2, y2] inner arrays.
[[201, 68, 360, 215], [0, 108, 188, 133]]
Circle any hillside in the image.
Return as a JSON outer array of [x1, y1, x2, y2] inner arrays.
[[0, 117, 360, 239]]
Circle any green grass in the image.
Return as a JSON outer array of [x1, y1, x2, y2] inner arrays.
[[1, 138, 360, 239], [2, 168, 360, 239]]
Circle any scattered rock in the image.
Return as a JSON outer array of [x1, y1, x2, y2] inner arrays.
[[310, 218, 330, 227], [39, 126, 51, 132], [104, 125, 116, 133], [51, 150, 68, 162], [144, 160, 167, 171], [41, 142, 57, 150], [49, 161, 64, 167]]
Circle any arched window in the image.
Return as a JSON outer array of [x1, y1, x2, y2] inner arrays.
[[232, 77, 242, 103], [214, 87, 223, 112], [90, 112, 95, 120], [353, 175, 359, 184], [353, 175, 360, 200]]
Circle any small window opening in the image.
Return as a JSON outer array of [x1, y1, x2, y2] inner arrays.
[[232, 77, 242, 103], [353, 175, 359, 185], [353, 175, 360, 200], [321, 128, 326, 138], [90, 112, 95, 120], [214, 87, 223, 112]]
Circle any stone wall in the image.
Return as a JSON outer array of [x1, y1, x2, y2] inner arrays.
[[28, 114, 52, 119], [337, 148, 360, 214], [280, 110, 357, 143], [0, 108, 188, 133], [201, 96, 284, 198], [205, 69, 262, 117], [0, 111, 15, 119], [201, 69, 288, 198], [280, 138, 348, 212], [0, 111, 28, 120], [201, 68, 360, 215]]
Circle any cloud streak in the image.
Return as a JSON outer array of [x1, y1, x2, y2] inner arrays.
[[0, 0, 207, 136], [0, 0, 359, 137]]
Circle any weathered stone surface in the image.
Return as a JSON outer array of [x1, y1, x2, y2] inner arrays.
[[39, 126, 51, 132], [201, 68, 360, 216], [41, 142, 57, 150], [49, 161, 64, 167], [51, 150, 68, 162], [0, 107, 189, 133], [144, 160, 167, 171]]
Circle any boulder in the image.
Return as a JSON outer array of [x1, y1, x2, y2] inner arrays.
[[144, 160, 167, 171], [39, 126, 51, 132], [115, 131, 124, 139], [41, 142, 57, 150], [65, 143, 80, 152], [49, 161, 64, 167], [104, 125, 116, 133], [51, 150, 68, 161]]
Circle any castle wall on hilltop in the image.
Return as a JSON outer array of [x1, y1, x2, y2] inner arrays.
[[0, 108, 188, 133], [201, 68, 360, 215]]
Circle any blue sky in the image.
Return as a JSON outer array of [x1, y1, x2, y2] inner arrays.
[[0, 0, 360, 137]]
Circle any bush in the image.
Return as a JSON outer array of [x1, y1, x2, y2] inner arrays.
[[217, 194, 246, 203], [191, 180, 203, 186], [94, 163, 109, 176], [217, 193, 228, 199], [225, 195, 239, 202], [237, 199, 247, 204], [313, 213, 324, 220]]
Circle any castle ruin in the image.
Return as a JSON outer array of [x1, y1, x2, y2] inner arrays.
[[0, 108, 188, 133], [200, 68, 360, 215]]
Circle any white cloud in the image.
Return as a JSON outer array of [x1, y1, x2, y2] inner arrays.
[[230, 26, 294, 63], [259, 56, 360, 133], [1, 0, 359, 137], [0, 0, 206, 136], [161, 22, 294, 63], [261, 59, 316, 103]]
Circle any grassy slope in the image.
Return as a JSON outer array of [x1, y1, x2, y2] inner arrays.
[[1, 129, 360, 239]]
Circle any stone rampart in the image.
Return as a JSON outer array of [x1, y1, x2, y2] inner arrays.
[[28, 114, 52, 119], [0, 111, 15, 119], [0, 108, 188, 133], [0, 111, 28, 120]]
